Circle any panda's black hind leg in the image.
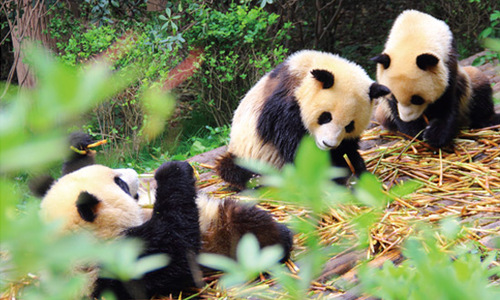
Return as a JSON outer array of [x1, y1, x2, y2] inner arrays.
[[215, 152, 256, 190], [467, 82, 497, 128]]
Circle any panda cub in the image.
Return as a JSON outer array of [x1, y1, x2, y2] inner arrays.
[[215, 50, 390, 189], [372, 10, 499, 148]]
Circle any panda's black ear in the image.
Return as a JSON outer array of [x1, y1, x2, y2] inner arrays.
[[76, 191, 100, 222], [369, 83, 391, 101], [370, 54, 390, 69], [416, 53, 439, 70], [28, 174, 55, 198], [311, 69, 334, 89]]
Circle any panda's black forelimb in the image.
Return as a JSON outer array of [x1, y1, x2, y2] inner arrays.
[[63, 132, 99, 175], [421, 61, 463, 148], [329, 138, 366, 184], [29, 132, 99, 199], [93, 161, 202, 299]]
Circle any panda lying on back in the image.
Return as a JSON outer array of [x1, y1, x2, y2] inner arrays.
[[41, 161, 201, 298], [215, 50, 390, 189], [40, 161, 293, 298], [372, 10, 499, 148], [38, 159, 293, 298]]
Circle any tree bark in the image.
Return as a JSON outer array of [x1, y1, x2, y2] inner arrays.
[[4, 0, 56, 89]]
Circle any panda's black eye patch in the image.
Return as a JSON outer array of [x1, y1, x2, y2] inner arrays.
[[345, 120, 355, 133], [114, 176, 131, 196], [318, 112, 332, 125], [410, 95, 425, 105]]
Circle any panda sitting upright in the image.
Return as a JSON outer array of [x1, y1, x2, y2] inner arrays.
[[215, 50, 391, 189]]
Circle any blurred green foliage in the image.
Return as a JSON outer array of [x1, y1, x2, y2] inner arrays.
[[358, 220, 500, 300], [0, 46, 136, 173], [0, 45, 171, 299], [201, 137, 499, 299]]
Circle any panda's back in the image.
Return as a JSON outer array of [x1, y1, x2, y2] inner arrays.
[[228, 72, 285, 167]]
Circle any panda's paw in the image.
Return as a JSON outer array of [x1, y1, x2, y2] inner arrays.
[[155, 161, 195, 185], [423, 120, 450, 148]]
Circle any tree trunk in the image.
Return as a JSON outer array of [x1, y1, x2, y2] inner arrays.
[[147, 0, 167, 12], [5, 0, 55, 88]]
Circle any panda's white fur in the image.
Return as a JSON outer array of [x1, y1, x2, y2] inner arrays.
[[216, 50, 390, 189]]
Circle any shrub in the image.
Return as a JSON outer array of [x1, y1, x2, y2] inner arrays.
[[177, 2, 292, 128], [44, 2, 291, 162]]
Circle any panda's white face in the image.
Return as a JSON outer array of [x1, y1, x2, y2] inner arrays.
[[374, 51, 448, 122], [314, 111, 355, 150], [40, 165, 144, 239], [291, 52, 383, 151], [374, 10, 452, 122]]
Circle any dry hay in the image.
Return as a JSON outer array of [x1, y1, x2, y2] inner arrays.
[[360, 125, 499, 249], [190, 124, 500, 299]]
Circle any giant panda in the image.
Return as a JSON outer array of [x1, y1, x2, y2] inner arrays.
[[215, 50, 390, 190], [39, 162, 293, 298], [371, 10, 499, 148], [41, 161, 201, 299]]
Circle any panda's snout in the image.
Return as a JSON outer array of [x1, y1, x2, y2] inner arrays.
[[318, 139, 339, 150], [323, 141, 335, 148]]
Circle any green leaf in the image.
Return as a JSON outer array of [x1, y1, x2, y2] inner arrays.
[[140, 87, 175, 141], [354, 172, 387, 209], [132, 254, 169, 279], [198, 253, 239, 272], [388, 180, 421, 198], [439, 217, 461, 240], [236, 233, 261, 270]]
